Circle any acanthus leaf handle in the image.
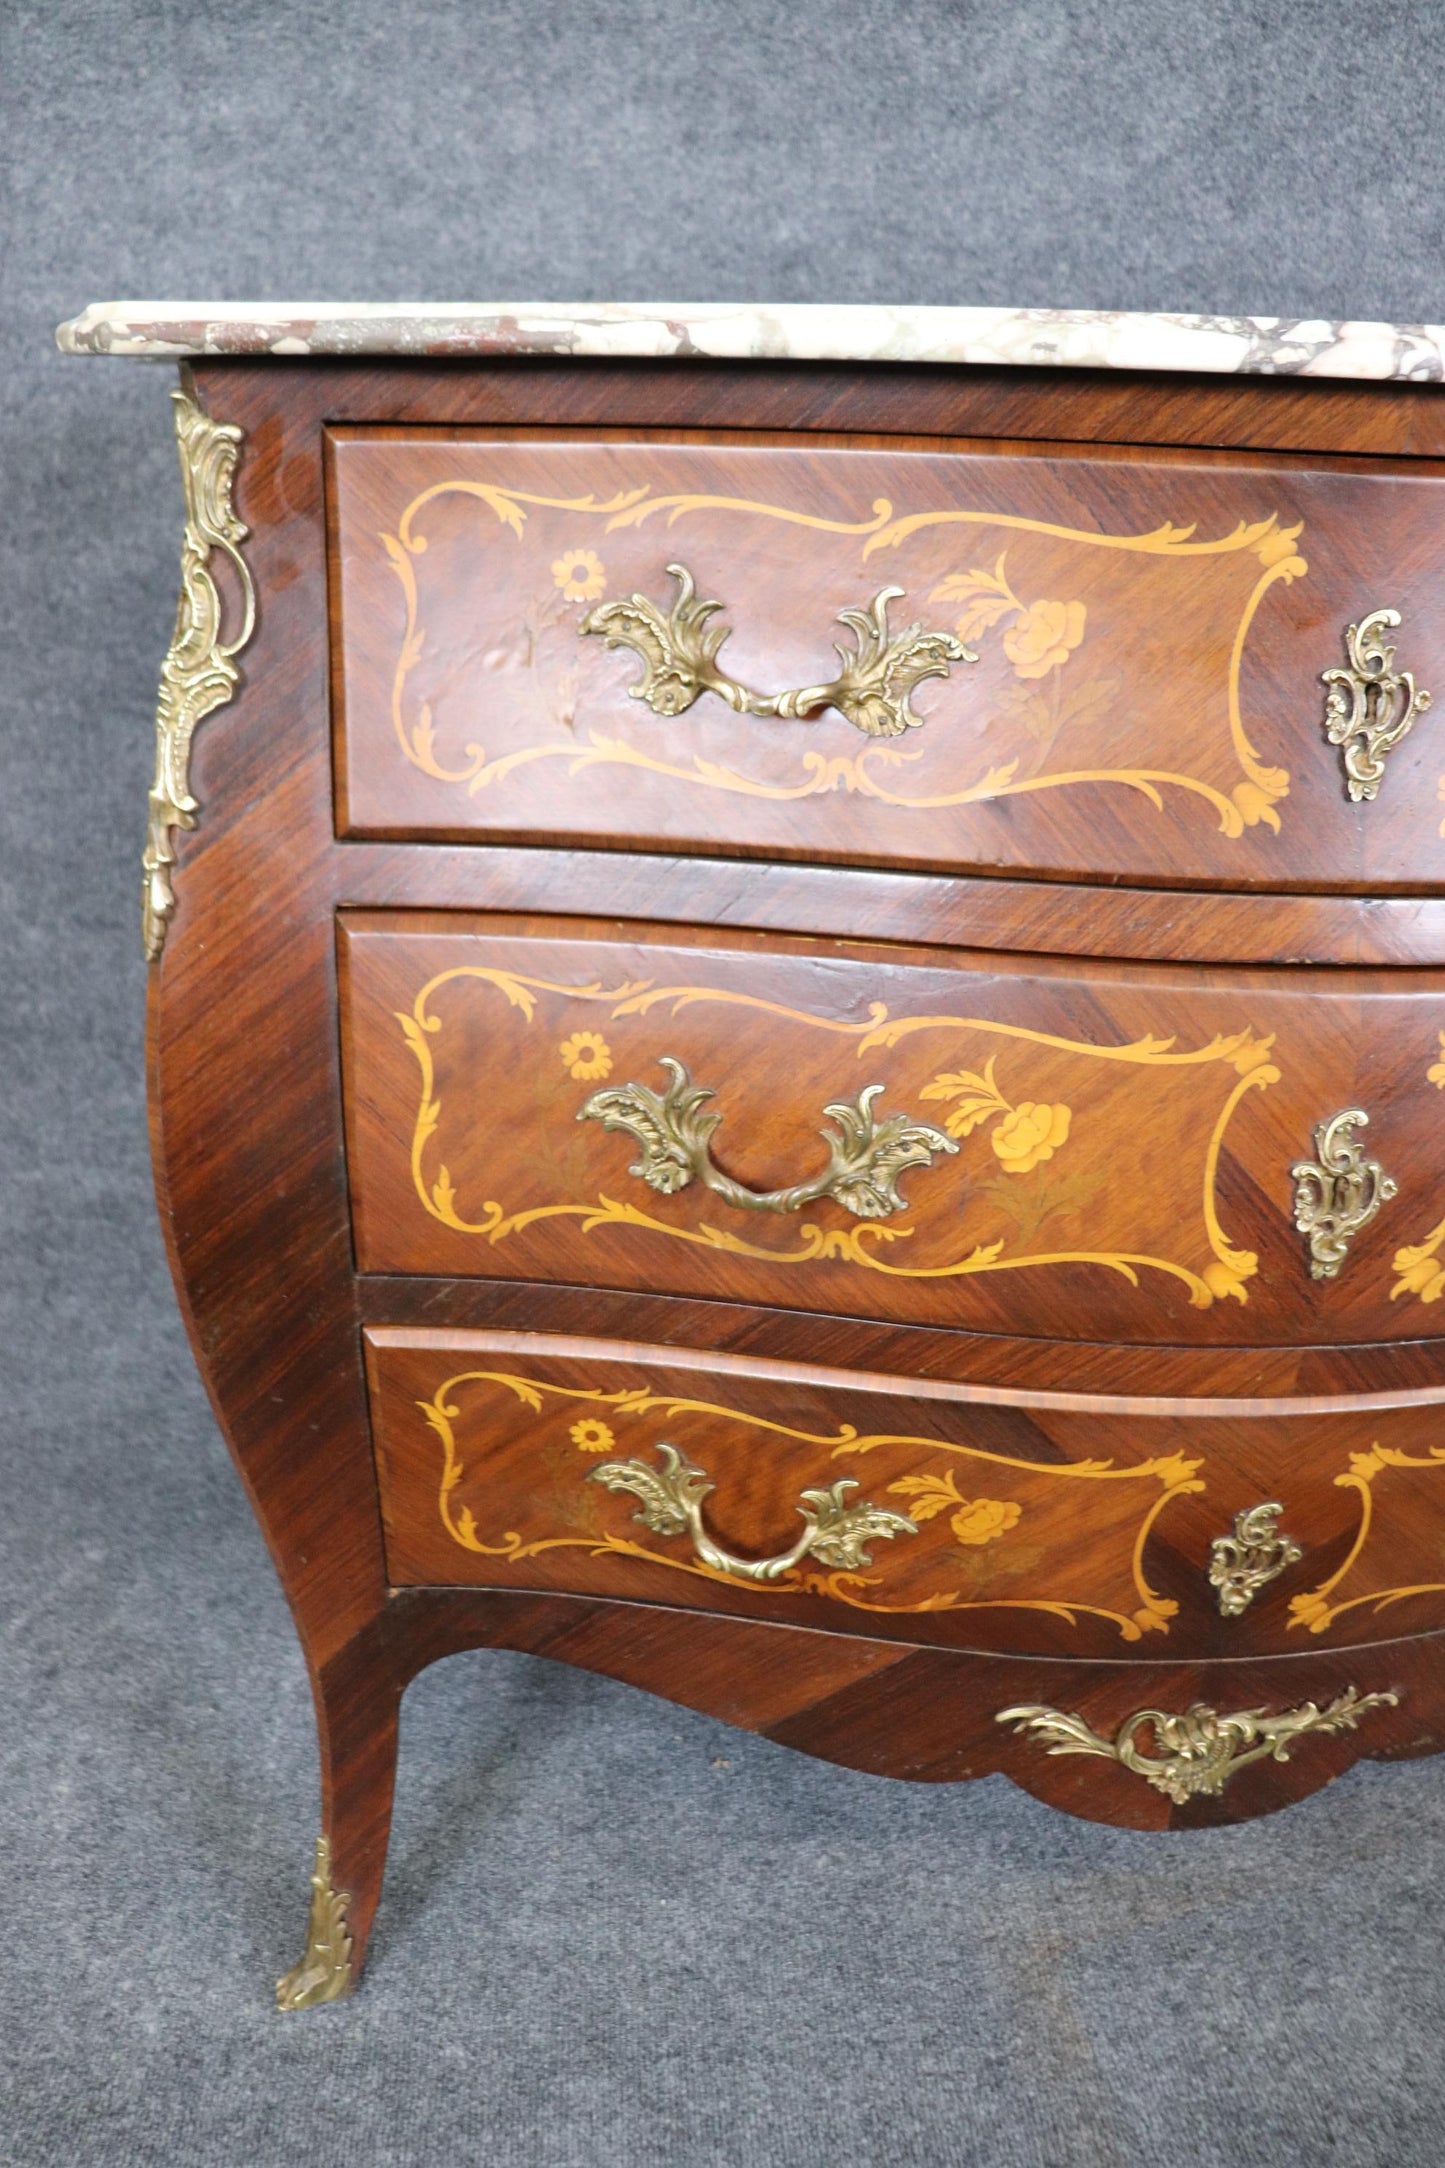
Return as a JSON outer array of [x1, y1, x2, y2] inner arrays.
[[577, 1055, 958, 1220], [589, 1441, 918, 1583], [581, 561, 975, 740]]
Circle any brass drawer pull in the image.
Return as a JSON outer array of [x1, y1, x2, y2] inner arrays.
[[1322, 607, 1432, 801], [589, 1441, 918, 1583], [998, 1687, 1398, 1804], [579, 1055, 958, 1220], [1208, 1503, 1302, 1616], [581, 560, 975, 739], [1291, 1107, 1397, 1280]]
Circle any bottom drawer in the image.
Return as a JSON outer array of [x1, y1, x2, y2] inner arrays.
[[364, 1328, 1445, 1661]]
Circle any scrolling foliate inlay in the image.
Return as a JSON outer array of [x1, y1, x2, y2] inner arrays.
[[417, 1369, 1205, 1640], [1290, 1441, 1445, 1635], [144, 386, 256, 961], [380, 478, 1304, 836], [1391, 1034, 1445, 1305], [394, 966, 1278, 1312]]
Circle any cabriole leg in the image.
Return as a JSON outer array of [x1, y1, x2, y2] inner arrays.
[[277, 1629, 401, 2011]]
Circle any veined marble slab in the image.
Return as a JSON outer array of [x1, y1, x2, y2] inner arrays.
[[54, 302, 1445, 380]]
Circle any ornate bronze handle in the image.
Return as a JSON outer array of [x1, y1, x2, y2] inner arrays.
[[1291, 1107, 1397, 1280], [589, 1441, 918, 1582], [580, 561, 975, 739], [1207, 1503, 1302, 1617], [578, 1056, 958, 1219], [998, 1687, 1398, 1804], [1321, 607, 1432, 801]]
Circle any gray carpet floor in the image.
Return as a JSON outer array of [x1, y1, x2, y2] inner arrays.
[[6, 4, 1445, 2162]]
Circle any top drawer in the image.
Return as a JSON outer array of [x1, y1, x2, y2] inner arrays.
[[329, 428, 1445, 890]]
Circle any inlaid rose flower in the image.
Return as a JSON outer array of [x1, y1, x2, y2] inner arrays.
[[950, 1497, 1023, 1547], [991, 1101, 1071, 1174], [886, 1470, 1024, 1554], [1002, 599, 1087, 680]]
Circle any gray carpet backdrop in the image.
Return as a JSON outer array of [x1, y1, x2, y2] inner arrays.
[[5, 2, 1445, 2162]]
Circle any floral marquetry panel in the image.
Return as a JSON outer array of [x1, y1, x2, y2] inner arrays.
[[363, 1330, 1445, 1659], [328, 431, 1445, 888], [339, 912, 1445, 1347]]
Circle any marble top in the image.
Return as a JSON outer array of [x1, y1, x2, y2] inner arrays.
[[54, 302, 1445, 381]]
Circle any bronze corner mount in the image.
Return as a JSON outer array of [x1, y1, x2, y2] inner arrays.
[[143, 383, 256, 962]]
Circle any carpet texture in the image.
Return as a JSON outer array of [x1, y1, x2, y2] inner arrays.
[[4, 3, 1445, 2162]]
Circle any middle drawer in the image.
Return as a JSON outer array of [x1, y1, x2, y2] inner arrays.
[[340, 911, 1445, 1347]]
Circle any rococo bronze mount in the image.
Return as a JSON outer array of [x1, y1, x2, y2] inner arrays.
[[55, 298, 1445, 2005]]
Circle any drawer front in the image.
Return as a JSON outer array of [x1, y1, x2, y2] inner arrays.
[[330, 429, 1445, 888], [365, 1329, 1445, 1659], [342, 912, 1445, 1348]]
